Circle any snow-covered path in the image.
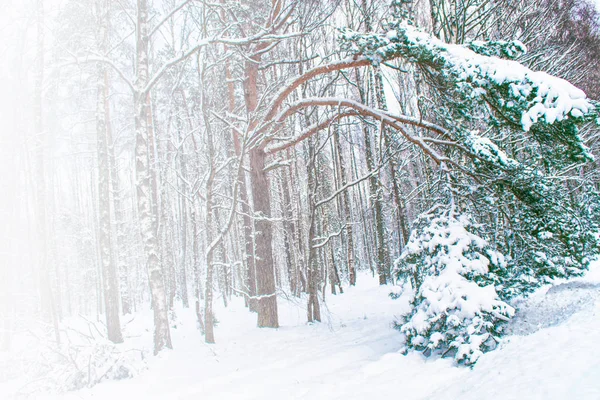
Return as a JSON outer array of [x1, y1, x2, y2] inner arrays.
[[42, 276, 442, 400], [31, 275, 460, 400], [133, 280, 407, 400], [12, 265, 600, 400]]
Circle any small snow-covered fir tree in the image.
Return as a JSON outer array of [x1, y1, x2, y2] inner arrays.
[[396, 204, 514, 365]]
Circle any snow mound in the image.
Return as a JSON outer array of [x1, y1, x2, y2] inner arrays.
[[426, 291, 600, 400], [506, 281, 600, 336], [425, 261, 600, 400]]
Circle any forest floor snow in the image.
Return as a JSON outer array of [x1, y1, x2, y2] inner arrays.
[[3, 262, 600, 400]]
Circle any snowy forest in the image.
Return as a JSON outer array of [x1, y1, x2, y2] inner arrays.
[[1, 0, 600, 398]]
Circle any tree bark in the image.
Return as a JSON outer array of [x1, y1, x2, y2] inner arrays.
[[96, 0, 123, 343], [244, 44, 278, 327], [306, 140, 321, 322], [135, 0, 171, 355], [249, 147, 279, 327], [106, 79, 132, 315]]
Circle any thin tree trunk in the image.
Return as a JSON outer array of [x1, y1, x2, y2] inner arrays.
[[333, 126, 356, 285], [225, 56, 257, 311], [107, 80, 132, 316], [192, 202, 204, 332], [96, 0, 122, 343], [135, 0, 171, 355], [306, 140, 321, 322], [34, 0, 60, 346], [279, 172, 297, 295], [203, 91, 216, 344], [178, 138, 190, 308], [356, 66, 389, 284]]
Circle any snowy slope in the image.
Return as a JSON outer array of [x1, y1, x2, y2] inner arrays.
[[426, 264, 600, 400], [4, 263, 600, 400]]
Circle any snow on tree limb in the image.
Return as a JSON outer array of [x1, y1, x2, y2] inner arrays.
[[341, 21, 598, 133]]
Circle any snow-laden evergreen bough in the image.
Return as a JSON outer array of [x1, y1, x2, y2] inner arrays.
[[342, 3, 600, 364]]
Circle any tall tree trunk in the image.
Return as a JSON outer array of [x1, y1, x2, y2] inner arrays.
[[322, 208, 343, 295], [34, 0, 60, 346], [203, 90, 216, 343], [245, 53, 278, 327], [356, 66, 389, 284], [241, 182, 258, 311], [96, 0, 122, 343], [107, 80, 132, 316], [374, 66, 404, 261], [160, 173, 177, 310], [225, 54, 257, 312], [135, 0, 171, 355], [290, 148, 308, 294]]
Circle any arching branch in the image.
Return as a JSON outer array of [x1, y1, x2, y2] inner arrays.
[[265, 111, 358, 154], [270, 97, 450, 164], [262, 57, 372, 123]]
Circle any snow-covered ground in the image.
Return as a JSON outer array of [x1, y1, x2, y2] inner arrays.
[[2, 263, 600, 400]]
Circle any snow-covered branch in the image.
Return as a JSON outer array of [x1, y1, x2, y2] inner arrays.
[[144, 32, 305, 94], [273, 97, 449, 165], [312, 224, 349, 249], [265, 111, 358, 154], [314, 160, 388, 210], [261, 57, 372, 124]]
